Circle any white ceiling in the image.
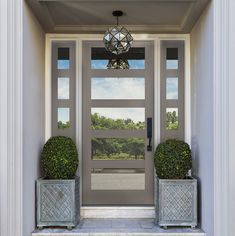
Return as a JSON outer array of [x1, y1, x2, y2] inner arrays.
[[26, 0, 210, 33]]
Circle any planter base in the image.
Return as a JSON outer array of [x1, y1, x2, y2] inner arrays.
[[36, 176, 80, 228], [156, 176, 197, 228]]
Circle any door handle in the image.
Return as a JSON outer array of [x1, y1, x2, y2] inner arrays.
[[147, 117, 152, 151]]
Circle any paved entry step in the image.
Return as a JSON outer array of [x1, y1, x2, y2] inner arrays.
[[32, 219, 206, 236]]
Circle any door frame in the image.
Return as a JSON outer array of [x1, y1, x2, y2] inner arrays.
[[82, 40, 154, 205], [45, 34, 191, 206]]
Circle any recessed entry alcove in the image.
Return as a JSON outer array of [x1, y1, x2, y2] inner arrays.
[[3, 0, 232, 235], [21, 0, 212, 236]]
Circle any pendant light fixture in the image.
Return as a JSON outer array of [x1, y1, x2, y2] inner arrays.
[[107, 58, 130, 69], [103, 10, 133, 55]]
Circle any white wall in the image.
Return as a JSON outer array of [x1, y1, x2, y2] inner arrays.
[[23, 2, 45, 236], [228, 1, 235, 235], [190, 2, 214, 236]]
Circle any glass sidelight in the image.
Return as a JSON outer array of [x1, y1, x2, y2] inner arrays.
[[82, 41, 154, 205], [52, 42, 76, 140], [160, 41, 185, 141]]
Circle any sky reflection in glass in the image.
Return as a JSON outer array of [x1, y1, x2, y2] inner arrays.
[[91, 60, 145, 69], [166, 77, 178, 100], [58, 77, 69, 99], [58, 60, 70, 69], [166, 60, 178, 70], [92, 77, 145, 100], [58, 108, 70, 123]]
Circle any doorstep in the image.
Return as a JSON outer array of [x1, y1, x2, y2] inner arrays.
[[32, 219, 206, 236]]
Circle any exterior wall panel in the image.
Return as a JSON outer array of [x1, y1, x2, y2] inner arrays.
[[190, 2, 214, 236], [23, 2, 45, 236]]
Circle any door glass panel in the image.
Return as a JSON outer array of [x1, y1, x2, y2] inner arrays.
[[58, 77, 69, 99], [58, 108, 70, 129], [166, 77, 178, 100], [91, 47, 145, 69], [91, 108, 145, 130], [91, 168, 145, 190], [166, 48, 178, 70], [58, 60, 70, 70], [91, 60, 109, 69], [91, 77, 145, 99], [57, 48, 70, 69], [92, 138, 145, 160], [166, 108, 178, 130], [166, 60, 178, 70], [128, 60, 145, 69]]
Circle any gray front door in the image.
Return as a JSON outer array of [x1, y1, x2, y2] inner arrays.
[[82, 41, 154, 205]]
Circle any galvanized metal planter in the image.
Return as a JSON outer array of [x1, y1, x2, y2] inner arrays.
[[155, 176, 197, 228], [36, 176, 80, 229]]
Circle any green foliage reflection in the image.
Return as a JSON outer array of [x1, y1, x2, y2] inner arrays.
[[166, 111, 178, 130], [91, 113, 144, 130], [92, 138, 145, 160], [91, 113, 145, 160], [58, 121, 70, 129]]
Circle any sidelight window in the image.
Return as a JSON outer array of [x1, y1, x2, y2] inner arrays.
[[160, 41, 185, 140]]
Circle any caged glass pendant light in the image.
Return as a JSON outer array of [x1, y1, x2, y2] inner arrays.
[[103, 10, 133, 55]]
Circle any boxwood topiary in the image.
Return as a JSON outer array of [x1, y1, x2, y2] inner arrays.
[[154, 139, 192, 179], [41, 136, 78, 179]]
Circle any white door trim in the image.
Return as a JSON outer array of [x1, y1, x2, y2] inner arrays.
[[0, 1, 23, 236]]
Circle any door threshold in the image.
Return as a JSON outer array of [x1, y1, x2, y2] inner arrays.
[[32, 218, 205, 236], [81, 206, 155, 218]]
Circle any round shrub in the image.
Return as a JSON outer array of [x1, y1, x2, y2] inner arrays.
[[154, 139, 192, 179], [41, 136, 78, 179]]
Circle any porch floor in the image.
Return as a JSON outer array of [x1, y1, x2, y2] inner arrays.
[[32, 219, 205, 236]]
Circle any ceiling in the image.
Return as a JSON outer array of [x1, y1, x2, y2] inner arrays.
[[26, 0, 210, 34]]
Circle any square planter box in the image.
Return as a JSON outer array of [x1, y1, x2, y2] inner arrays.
[[155, 176, 197, 228], [36, 176, 80, 229]]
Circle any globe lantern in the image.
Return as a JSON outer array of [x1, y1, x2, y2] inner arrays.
[[103, 11, 133, 55]]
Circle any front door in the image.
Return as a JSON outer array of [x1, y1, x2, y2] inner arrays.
[[82, 41, 154, 205]]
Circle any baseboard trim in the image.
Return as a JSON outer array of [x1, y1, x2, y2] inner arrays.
[[81, 206, 155, 219]]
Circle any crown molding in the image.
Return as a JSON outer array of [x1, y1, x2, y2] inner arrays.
[[53, 25, 182, 34]]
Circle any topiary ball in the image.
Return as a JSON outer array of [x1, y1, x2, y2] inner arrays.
[[154, 139, 192, 179], [41, 136, 78, 179]]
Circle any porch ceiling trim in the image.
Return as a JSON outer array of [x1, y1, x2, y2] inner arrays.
[[26, 0, 210, 33], [53, 25, 182, 34]]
